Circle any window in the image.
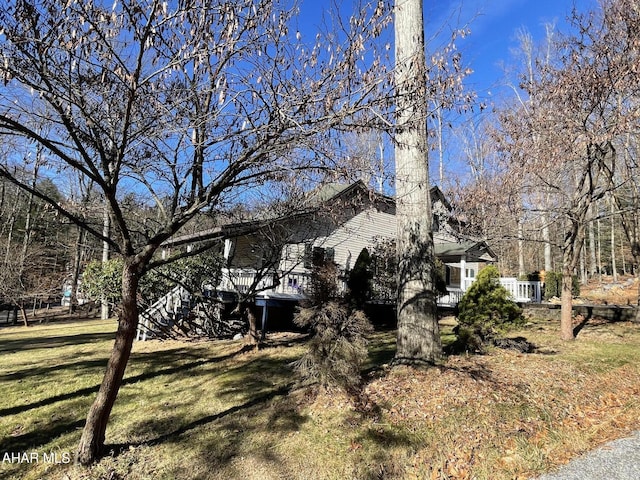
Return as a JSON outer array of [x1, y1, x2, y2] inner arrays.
[[312, 246, 325, 266], [304, 243, 334, 268], [432, 214, 440, 232], [303, 242, 313, 268], [325, 247, 335, 263]]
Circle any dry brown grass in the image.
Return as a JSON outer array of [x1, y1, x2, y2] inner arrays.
[[578, 275, 639, 305]]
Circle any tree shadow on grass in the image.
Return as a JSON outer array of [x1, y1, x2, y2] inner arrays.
[[0, 347, 246, 417], [122, 383, 310, 479], [108, 383, 297, 454], [0, 331, 116, 354], [213, 355, 300, 401], [0, 417, 85, 453], [0, 357, 109, 382]]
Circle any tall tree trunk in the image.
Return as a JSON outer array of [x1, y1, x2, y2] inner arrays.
[[542, 214, 552, 273], [76, 258, 140, 465], [518, 218, 525, 278], [580, 241, 587, 285], [560, 220, 585, 341], [393, 0, 442, 364], [4, 184, 20, 264], [620, 229, 627, 275], [245, 303, 260, 347], [18, 303, 29, 327], [560, 266, 575, 340], [597, 217, 603, 280], [20, 162, 39, 272]]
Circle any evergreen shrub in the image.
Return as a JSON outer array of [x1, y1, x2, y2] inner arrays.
[[543, 271, 580, 299], [454, 265, 524, 352]]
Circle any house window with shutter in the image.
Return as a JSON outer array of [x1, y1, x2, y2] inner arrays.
[[432, 214, 440, 232], [304, 243, 334, 268], [325, 247, 335, 263], [303, 242, 313, 268], [312, 246, 325, 266]]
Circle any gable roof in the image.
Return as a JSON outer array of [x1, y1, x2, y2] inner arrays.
[[435, 241, 497, 263], [163, 181, 453, 248]]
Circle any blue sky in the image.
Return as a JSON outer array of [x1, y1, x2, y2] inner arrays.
[[425, 0, 598, 99], [295, 1, 601, 188], [297, 0, 598, 98]]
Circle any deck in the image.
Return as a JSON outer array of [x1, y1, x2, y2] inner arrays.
[[216, 269, 542, 305]]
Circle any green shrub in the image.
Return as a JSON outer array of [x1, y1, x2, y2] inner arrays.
[[82, 258, 124, 309], [346, 248, 373, 309], [455, 265, 523, 352], [543, 271, 580, 299]]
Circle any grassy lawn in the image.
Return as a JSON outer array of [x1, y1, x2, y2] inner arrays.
[[1, 313, 640, 479]]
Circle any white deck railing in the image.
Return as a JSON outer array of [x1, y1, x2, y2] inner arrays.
[[218, 268, 313, 297], [437, 288, 464, 307], [499, 278, 542, 303], [217, 269, 542, 304]]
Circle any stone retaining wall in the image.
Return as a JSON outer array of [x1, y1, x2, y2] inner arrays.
[[523, 303, 638, 323]]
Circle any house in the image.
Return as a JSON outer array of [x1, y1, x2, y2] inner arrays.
[[215, 181, 501, 300], [137, 181, 540, 340]]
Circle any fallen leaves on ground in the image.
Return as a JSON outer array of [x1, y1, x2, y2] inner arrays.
[[323, 321, 640, 479]]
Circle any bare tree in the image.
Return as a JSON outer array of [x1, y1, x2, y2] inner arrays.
[[495, 0, 640, 339], [0, 0, 393, 463]]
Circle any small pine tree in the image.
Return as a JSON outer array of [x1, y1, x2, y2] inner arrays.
[[293, 258, 372, 394], [294, 303, 372, 393], [455, 265, 524, 352]]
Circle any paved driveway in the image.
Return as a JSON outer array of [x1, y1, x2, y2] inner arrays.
[[534, 431, 640, 479]]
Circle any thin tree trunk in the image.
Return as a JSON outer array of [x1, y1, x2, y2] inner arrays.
[[4, 184, 20, 264], [560, 219, 585, 341], [610, 196, 617, 282], [597, 218, 603, 280], [542, 215, 552, 273], [518, 218, 525, 278], [560, 268, 575, 340], [69, 227, 85, 314], [393, 0, 442, 364], [19, 303, 29, 327], [20, 164, 38, 271], [76, 259, 140, 465], [580, 241, 587, 285], [621, 228, 627, 275], [101, 205, 110, 320], [588, 204, 597, 277], [245, 303, 260, 347]]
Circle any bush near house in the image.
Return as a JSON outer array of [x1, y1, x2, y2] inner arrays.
[[543, 271, 580, 299], [346, 248, 374, 310], [453, 265, 524, 353]]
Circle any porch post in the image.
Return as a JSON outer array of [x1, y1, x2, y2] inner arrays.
[[460, 256, 467, 291], [260, 296, 269, 341]]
